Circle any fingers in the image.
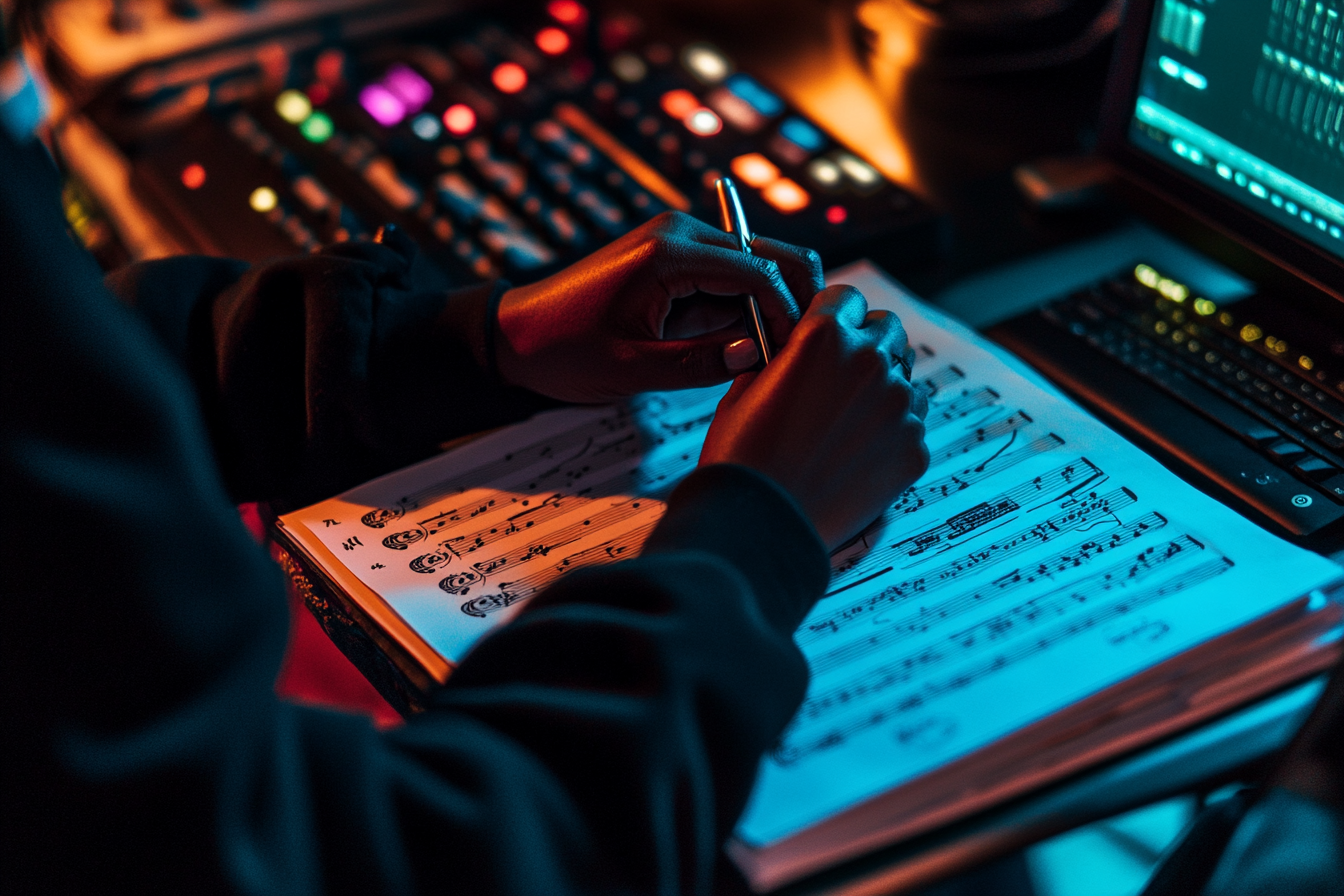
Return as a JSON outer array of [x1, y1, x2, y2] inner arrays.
[[750, 236, 825, 311], [616, 332, 759, 392], [806, 284, 869, 328]]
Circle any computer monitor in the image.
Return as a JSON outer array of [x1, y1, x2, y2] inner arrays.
[[1101, 0, 1344, 300]]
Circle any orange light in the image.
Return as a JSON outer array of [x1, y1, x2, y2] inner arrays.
[[762, 178, 809, 213], [684, 108, 722, 137], [442, 103, 477, 135], [535, 27, 571, 55], [491, 62, 528, 94], [547, 0, 587, 25], [730, 153, 779, 188], [660, 89, 700, 120], [180, 163, 207, 190], [825, 204, 847, 224]]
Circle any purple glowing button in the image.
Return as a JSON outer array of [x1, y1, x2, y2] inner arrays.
[[359, 84, 406, 126], [383, 64, 433, 112]]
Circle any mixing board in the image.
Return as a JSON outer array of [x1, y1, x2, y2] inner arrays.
[[79, 1, 939, 283]]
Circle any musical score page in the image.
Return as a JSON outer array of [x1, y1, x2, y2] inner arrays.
[[279, 261, 1341, 851]]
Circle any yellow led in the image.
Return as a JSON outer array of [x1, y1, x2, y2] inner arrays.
[[1157, 278, 1189, 301], [249, 186, 279, 213], [1240, 323, 1262, 342], [1194, 298, 1216, 315], [1154, 320, 1170, 335], [1299, 355, 1315, 371], [1134, 264, 1159, 288], [1218, 311, 1234, 327], [275, 89, 313, 125], [1265, 336, 1288, 354]]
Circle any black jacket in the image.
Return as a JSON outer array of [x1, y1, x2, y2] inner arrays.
[[0, 128, 830, 894]]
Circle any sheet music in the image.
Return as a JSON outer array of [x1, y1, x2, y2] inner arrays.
[[280, 260, 1341, 847]]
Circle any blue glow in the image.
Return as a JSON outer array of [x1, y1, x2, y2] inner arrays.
[[779, 117, 824, 152], [725, 73, 783, 117]]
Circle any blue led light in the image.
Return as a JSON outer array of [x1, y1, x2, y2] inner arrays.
[[779, 117, 824, 152], [725, 73, 783, 117]]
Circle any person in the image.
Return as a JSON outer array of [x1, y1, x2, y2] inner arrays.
[[1, 86, 931, 892]]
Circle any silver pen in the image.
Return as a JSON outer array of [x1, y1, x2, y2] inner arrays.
[[714, 177, 773, 366]]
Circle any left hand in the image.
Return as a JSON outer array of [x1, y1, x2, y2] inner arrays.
[[493, 211, 825, 402]]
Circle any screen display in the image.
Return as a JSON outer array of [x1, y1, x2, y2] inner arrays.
[[1128, 0, 1343, 259]]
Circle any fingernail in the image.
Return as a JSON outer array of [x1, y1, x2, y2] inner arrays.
[[724, 338, 759, 372]]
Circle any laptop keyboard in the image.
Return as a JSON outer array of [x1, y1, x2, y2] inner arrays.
[[991, 264, 1344, 537]]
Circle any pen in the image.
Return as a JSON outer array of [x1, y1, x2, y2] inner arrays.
[[715, 177, 773, 366]]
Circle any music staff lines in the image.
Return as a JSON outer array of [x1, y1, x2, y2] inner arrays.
[[924, 388, 1001, 433], [777, 554, 1234, 764], [927, 411, 1033, 470], [887, 433, 1065, 518], [805, 511, 1169, 648]]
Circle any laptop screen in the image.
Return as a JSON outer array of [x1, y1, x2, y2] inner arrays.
[[1127, 0, 1343, 261]]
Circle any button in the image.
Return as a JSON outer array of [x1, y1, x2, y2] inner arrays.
[[1293, 455, 1341, 482], [761, 178, 809, 213], [730, 152, 779, 188], [1264, 438, 1308, 462], [1321, 472, 1344, 501]]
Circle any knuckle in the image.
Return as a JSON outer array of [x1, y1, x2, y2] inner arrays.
[[853, 343, 888, 376], [800, 247, 823, 270]]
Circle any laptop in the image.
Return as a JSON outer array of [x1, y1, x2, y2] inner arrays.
[[988, 0, 1344, 550]]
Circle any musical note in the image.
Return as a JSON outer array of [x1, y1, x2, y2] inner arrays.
[[924, 388, 1002, 433], [927, 411, 1033, 468]]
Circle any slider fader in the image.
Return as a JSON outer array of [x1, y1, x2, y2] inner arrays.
[[107, 1, 939, 282]]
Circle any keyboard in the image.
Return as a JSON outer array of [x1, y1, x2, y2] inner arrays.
[[104, 3, 937, 283], [990, 263, 1344, 539]]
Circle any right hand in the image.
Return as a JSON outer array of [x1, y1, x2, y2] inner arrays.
[[699, 285, 930, 550]]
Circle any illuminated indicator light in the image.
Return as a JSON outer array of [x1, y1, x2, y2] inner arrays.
[[1249, 182, 1267, 199], [1134, 264, 1159, 288], [1300, 355, 1315, 371], [359, 84, 406, 126], [808, 158, 841, 186], [1218, 312, 1234, 326], [1193, 298, 1216, 316], [683, 44, 730, 83], [684, 108, 723, 137], [1159, 56, 1181, 77], [778, 117, 824, 152], [307, 82, 330, 105], [180, 163, 207, 190], [1240, 323, 1263, 342], [299, 112, 334, 143], [536, 27, 570, 55], [825, 204, 847, 225], [315, 48, 345, 85], [660, 89, 700, 120], [547, 0, 587, 25], [249, 186, 279, 213], [730, 153, 779, 188], [1265, 336, 1288, 354], [1302, 209, 1314, 223], [274, 89, 312, 124], [1216, 163, 1232, 179], [1331, 226, 1342, 239], [724, 73, 783, 116], [411, 113, 442, 141], [762, 178, 809, 213], [1182, 69, 1207, 89], [1157, 278, 1188, 302], [836, 153, 880, 186], [611, 52, 647, 82], [1285, 201, 1299, 215], [442, 104, 477, 135], [384, 64, 433, 111], [1271, 194, 1284, 207], [492, 62, 528, 94], [1317, 217, 1329, 231], [1154, 320, 1170, 335], [1233, 172, 1248, 187]]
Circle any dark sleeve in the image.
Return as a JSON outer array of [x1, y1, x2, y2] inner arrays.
[[103, 232, 556, 508], [1, 130, 830, 895]]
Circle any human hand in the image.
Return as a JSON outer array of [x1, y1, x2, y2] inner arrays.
[[493, 211, 824, 402], [699, 285, 930, 550]]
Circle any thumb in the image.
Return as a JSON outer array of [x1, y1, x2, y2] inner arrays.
[[619, 334, 759, 391]]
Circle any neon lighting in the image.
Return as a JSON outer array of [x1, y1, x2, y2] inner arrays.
[[299, 112, 334, 143], [384, 64, 433, 111], [725, 73, 783, 116], [778, 116, 824, 152], [249, 186, 278, 213], [359, 84, 406, 126], [492, 62, 528, 94], [660, 89, 700, 120], [684, 108, 722, 137], [536, 27, 570, 55], [825, 204, 847, 224], [180, 163, 206, 190], [274, 89, 312, 124], [442, 104, 477, 135], [682, 44, 730, 83], [730, 153, 779, 188], [547, 0, 587, 25], [762, 178, 809, 213]]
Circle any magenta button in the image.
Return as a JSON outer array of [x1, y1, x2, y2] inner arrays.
[[359, 84, 406, 126]]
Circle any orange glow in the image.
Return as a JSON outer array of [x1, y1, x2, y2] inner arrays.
[[535, 27, 571, 55], [547, 0, 587, 25], [825, 204, 847, 224], [762, 178, 809, 213], [180, 163, 207, 190], [730, 153, 779, 188], [442, 104, 477, 135], [491, 62, 528, 94], [660, 89, 700, 120]]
